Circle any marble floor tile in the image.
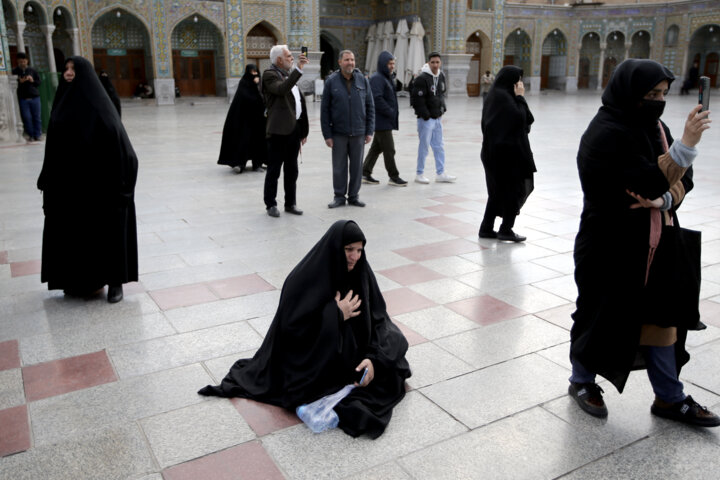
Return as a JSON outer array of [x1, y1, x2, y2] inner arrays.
[[393, 320, 427, 346], [393, 238, 481, 262], [203, 349, 258, 384], [0, 404, 30, 457], [490, 284, 571, 313], [0, 250, 7, 264], [405, 342, 475, 389], [161, 441, 285, 480], [455, 261, 562, 293], [9, 259, 41, 277], [382, 287, 436, 317], [422, 203, 469, 215], [393, 305, 478, 340], [0, 368, 25, 410], [699, 299, 720, 329], [377, 263, 446, 286], [535, 302, 575, 331], [341, 462, 411, 480], [409, 278, 480, 304], [419, 255, 482, 277], [140, 399, 255, 468], [22, 350, 117, 402], [679, 339, 720, 396], [446, 294, 527, 325], [149, 282, 219, 310], [231, 397, 302, 436], [0, 339, 20, 370], [206, 273, 276, 299]]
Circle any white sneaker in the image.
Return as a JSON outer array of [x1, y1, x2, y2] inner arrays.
[[436, 173, 457, 183], [415, 175, 430, 184]]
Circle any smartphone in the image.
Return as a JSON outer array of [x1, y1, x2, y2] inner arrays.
[[699, 76, 710, 112], [355, 367, 368, 385], [301, 46, 308, 56]]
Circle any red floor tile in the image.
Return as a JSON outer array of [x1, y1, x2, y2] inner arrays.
[[393, 238, 481, 262], [23, 350, 118, 402], [0, 250, 7, 264], [393, 320, 428, 346], [447, 295, 527, 326], [231, 398, 301, 436], [162, 441, 285, 480], [429, 194, 470, 204], [0, 405, 31, 457], [0, 340, 20, 371], [207, 274, 276, 300], [383, 288, 436, 317], [700, 300, 720, 329], [149, 283, 219, 310], [379, 263, 445, 286], [433, 222, 479, 238], [415, 215, 466, 229], [423, 204, 469, 215], [9, 259, 41, 277]]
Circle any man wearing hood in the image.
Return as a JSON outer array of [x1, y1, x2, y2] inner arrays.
[[411, 52, 456, 184], [322, 50, 375, 208], [362, 51, 407, 187]]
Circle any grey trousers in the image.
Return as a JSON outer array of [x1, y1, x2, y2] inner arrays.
[[332, 135, 365, 201]]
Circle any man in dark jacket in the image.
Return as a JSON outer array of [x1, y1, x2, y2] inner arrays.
[[411, 52, 456, 184], [262, 45, 309, 218], [12, 53, 42, 142], [362, 51, 407, 187], [321, 50, 375, 208]]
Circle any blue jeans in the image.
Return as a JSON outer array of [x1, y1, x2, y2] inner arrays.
[[19, 96, 42, 139], [570, 345, 685, 403], [416, 118, 445, 175]]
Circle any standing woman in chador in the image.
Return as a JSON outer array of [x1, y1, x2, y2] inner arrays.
[[37, 56, 139, 303]]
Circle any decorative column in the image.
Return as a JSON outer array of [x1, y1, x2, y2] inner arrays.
[[151, 0, 175, 105], [68, 28, 80, 56], [444, 0, 471, 96], [597, 43, 605, 90], [15, 21, 26, 53], [40, 25, 57, 73], [225, 0, 245, 101], [566, 43, 581, 93], [1, 9, 24, 144], [491, 0, 505, 75], [289, 0, 321, 95]]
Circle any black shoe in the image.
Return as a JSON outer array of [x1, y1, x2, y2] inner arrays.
[[497, 230, 526, 242], [107, 285, 123, 303], [284, 205, 303, 215], [267, 206, 280, 217], [362, 175, 380, 185], [569, 382, 608, 418], [348, 199, 366, 207], [651, 395, 720, 427], [252, 166, 266, 172], [328, 199, 346, 209], [478, 230, 497, 239], [389, 177, 408, 187]]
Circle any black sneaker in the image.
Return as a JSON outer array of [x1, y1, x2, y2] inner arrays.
[[568, 382, 608, 418], [651, 395, 720, 427], [362, 175, 380, 185], [389, 177, 408, 187]]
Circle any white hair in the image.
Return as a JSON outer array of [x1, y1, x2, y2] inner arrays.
[[270, 45, 289, 65]]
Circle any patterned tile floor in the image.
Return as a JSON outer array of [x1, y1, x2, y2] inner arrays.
[[1, 92, 720, 479]]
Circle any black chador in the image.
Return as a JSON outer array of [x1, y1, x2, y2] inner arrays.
[[217, 64, 268, 172], [37, 56, 138, 295], [479, 65, 536, 237], [99, 71, 122, 117], [199, 220, 411, 438]]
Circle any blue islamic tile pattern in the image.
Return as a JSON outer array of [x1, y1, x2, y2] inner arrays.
[[492, 0, 504, 73], [0, 3, 9, 72], [153, 0, 171, 77], [166, 1, 225, 34], [226, 0, 244, 77]]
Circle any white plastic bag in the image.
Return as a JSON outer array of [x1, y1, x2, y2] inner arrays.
[[296, 384, 355, 433]]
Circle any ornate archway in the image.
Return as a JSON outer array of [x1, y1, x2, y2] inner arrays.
[[171, 14, 225, 96]]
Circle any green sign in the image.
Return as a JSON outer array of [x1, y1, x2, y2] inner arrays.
[[107, 49, 127, 56], [181, 50, 198, 57]]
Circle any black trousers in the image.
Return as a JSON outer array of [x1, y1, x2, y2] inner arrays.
[[362, 130, 399, 178], [264, 126, 301, 208]]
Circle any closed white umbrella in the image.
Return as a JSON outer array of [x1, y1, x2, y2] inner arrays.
[[364, 23, 377, 73], [368, 22, 384, 73], [380, 21, 395, 55], [406, 19, 426, 86], [393, 19, 410, 88]]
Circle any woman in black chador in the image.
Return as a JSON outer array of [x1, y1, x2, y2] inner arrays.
[[217, 64, 267, 173], [568, 59, 718, 427], [99, 70, 122, 117], [199, 220, 411, 438], [37, 56, 138, 303], [479, 65, 536, 242]]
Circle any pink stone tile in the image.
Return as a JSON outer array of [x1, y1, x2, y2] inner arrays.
[[393, 320, 428, 346], [162, 441, 285, 480], [434, 222, 480, 238], [9, 259, 41, 277], [231, 398, 301, 436], [207, 274, 275, 300], [423, 204, 469, 215], [0, 250, 8, 264], [700, 300, 720, 329], [393, 238, 481, 262], [0, 405, 31, 457], [149, 283, 219, 310], [0, 340, 20, 371], [415, 215, 466, 229], [447, 295, 527, 326], [23, 350, 117, 402], [429, 194, 471, 204], [383, 288, 436, 317], [379, 264, 445, 286]]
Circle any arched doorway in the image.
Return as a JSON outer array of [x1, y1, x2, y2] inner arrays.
[[465, 30, 491, 97], [245, 22, 280, 75], [629, 30, 650, 59], [541, 29, 567, 90], [20, 1, 50, 71], [504, 29, 532, 77], [171, 15, 225, 97], [92, 9, 153, 97], [688, 24, 720, 87], [578, 32, 600, 89], [321, 31, 343, 79], [51, 7, 75, 69], [3, 0, 20, 65], [603, 31, 625, 88]]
